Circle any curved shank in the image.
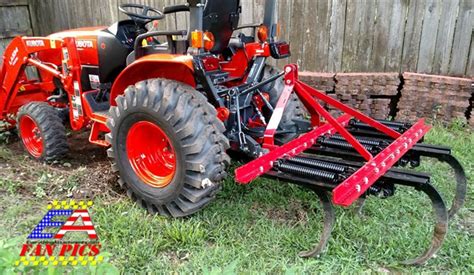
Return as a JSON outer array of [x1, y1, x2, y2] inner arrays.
[[299, 187, 335, 258], [402, 182, 448, 265], [441, 154, 467, 219]]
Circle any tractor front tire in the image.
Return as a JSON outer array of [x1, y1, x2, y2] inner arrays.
[[106, 79, 230, 217], [16, 102, 68, 161], [263, 65, 307, 144]]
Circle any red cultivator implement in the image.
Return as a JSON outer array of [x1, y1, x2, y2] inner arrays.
[[0, 0, 466, 265], [236, 64, 466, 264]]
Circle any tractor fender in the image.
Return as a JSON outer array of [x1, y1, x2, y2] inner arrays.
[[109, 54, 195, 106]]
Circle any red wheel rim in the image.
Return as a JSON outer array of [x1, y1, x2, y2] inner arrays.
[[126, 121, 177, 188], [19, 115, 43, 158]]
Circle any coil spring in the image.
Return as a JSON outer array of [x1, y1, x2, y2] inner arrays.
[[276, 162, 339, 183], [318, 137, 375, 151], [289, 157, 347, 173], [350, 119, 407, 128], [368, 186, 380, 193], [331, 134, 382, 146], [367, 185, 395, 198], [349, 120, 407, 133]]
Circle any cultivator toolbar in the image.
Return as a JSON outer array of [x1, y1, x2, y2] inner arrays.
[[236, 64, 467, 265]]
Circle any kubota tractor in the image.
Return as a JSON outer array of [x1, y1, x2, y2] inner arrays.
[[0, 0, 467, 264]]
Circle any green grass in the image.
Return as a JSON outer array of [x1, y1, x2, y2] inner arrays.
[[0, 124, 472, 274]]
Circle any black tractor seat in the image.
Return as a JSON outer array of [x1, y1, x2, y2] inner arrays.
[[126, 0, 241, 62], [126, 42, 169, 65], [126, 30, 189, 64], [202, 0, 240, 54]]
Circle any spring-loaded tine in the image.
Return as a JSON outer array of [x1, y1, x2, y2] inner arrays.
[[402, 183, 448, 265], [299, 188, 335, 258], [442, 155, 467, 219], [411, 145, 467, 220]]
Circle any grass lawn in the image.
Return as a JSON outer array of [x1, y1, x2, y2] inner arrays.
[[0, 123, 472, 274]]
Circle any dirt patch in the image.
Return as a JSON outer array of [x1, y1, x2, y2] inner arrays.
[[252, 200, 309, 225], [163, 250, 190, 267], [0, 130, 123, 202]]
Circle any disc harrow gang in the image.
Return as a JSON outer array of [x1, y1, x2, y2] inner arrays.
[[235, 64, 467, 265]]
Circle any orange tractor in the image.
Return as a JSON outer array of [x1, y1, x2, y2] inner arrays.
[[0, 0, 466, 264]]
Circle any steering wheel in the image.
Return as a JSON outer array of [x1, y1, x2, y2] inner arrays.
[[119, 3, 165, 25]]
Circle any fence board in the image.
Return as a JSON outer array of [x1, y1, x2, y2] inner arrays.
[[276, 0, 291, 68], [432, 0, 459, 75], [467, 35, 473, 77], [302, 0, 319, 71], [342, 0, 363, 72], [372, 0, 394, 71], [449, 0, 473, 76], [385, 0, 409, 72], [173, 0, 188, 31], [308, 0, 331, 72], [253, 0, 266, 25], [288, 0, 305, 66], [0, 38, 13, 54], [0, 0, 27, 6], [0, 3, 32, 58], [355, 0, 376, 72], [27, 0, 41, 35], [417, 0, 442, 73], [401, 0, 425, 72], [240, 0, 254, 25], [328, 0, 346, 72], [0, 6, 33, 38]]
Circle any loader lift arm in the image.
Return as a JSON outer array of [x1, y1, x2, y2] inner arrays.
[[0, 36, 86, 130]]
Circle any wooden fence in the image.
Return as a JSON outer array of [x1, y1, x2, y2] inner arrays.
[[0, 0, 33, 54], [5, 0, 474, 77]]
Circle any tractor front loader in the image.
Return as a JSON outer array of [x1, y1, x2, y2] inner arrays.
[[0, 0, 467, 265]]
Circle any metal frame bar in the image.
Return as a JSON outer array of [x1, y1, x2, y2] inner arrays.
[[235, 114, 352, 183], [333, 119, 430, 206]]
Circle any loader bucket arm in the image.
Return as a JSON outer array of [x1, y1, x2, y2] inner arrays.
[[0, 37, 60, 119], [0, 36, 86, 130]]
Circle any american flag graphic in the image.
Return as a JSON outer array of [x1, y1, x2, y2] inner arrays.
[[54, 209, 97, 239]]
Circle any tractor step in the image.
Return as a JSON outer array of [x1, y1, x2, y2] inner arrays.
[[88, 110, 111, 147], [91, 110, 111, 122]]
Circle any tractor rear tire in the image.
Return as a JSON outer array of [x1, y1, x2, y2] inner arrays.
[[262, 65, 307, 144], [16, 102, 68, 161], [106, 79, 230, 218]]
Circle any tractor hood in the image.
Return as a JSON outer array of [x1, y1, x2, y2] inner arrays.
[[48, 26, 106, 39]]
